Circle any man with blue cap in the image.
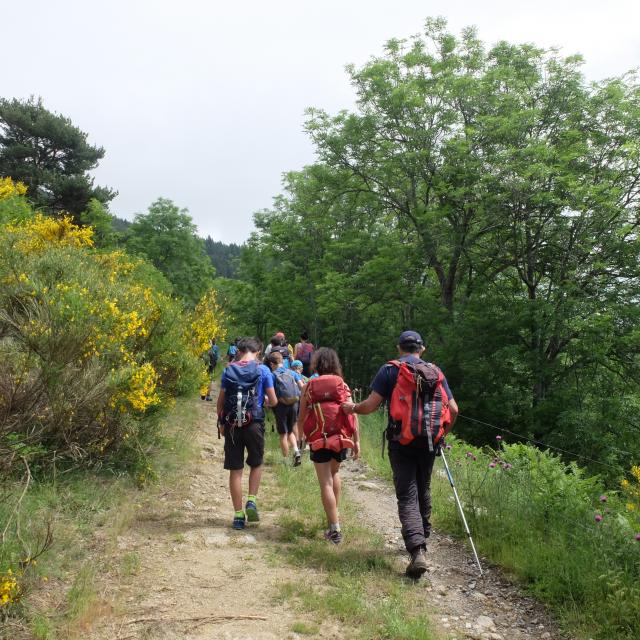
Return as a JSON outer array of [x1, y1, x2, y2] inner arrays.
[[342, 330, 458, 578]]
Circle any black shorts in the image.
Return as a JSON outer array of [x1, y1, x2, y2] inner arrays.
[[274, 403, 297, 435], [223, 421, 265, 470], [310, 448, 348, 464]]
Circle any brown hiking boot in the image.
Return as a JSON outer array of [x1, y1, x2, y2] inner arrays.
[[406, 547, 428, 579]]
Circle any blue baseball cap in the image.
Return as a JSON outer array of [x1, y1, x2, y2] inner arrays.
[[292, 360, 303, 368], [398, 330, 424, 347]]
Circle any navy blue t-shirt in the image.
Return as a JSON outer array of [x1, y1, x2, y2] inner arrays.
[[370, 355, 453, 449]]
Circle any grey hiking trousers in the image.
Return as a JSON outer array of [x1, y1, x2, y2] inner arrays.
[[388, 445, 437, 553]]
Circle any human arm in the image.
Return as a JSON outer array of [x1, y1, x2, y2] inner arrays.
[[342, 391, 384, 416], [265, 386, 277, 408], [216, 388, 226, 436], [351, 414, 360, 459]]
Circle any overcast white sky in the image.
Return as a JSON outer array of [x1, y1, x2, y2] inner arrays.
[[2, 1, 639, 242]]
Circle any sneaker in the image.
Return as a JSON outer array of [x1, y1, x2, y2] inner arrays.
[[406, 547, 428, 579], [293, 452, 302, 467], [245, 500, 259, 522], [232, 514, 246, 530], [205, 395, 212, 401], [324, 529, 343, 544]]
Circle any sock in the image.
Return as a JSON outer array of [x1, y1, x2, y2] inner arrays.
[[234, 510, 245, 519], [247, 494, 256, 504], [330, 522, 341, 533], [293, 446, 300, 455]]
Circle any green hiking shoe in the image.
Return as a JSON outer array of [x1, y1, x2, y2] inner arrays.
[[245, 500, 259, 522]]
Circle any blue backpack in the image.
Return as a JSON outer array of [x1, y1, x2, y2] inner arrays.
[[222, 361, 261, 427]]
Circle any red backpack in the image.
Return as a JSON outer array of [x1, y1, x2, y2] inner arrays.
[[303, 375, 356, 452], [388, 360, 451, 451]]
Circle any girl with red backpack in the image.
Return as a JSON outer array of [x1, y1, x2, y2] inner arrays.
[[296, 347, 359, 544]]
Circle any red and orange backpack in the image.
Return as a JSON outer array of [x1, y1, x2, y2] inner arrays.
[[388, 360, 451, 451], [303, 375, 356, 452]]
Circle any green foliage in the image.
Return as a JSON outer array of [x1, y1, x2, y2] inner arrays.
[[237, 20, 640, 478], [79, 198, 118, 248], [0, 195, 202, 474], [359, 413, 640, 640], [0, 97, 115, 219], [125, 197, 215, 305]]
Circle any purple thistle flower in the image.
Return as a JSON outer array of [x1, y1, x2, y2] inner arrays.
[[635, 533, 640, 541], [489, 462, 496, 468], [599, 495, 607, 502], [496, 435, 502, 441], [471, 455, 477, 461], [446, 444, 452, 450], [594, 514, 603, 523]]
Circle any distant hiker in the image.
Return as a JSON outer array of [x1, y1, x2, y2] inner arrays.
[[226, 338, 239, 364], [297, 347, 359, 544], [217, 337, 277, 530], [267, 351, 302, 466], [342, 331, 457, 578], [204, 338, 220, 401], [265, 335, 293, 369], [294, 332, 315, 377]]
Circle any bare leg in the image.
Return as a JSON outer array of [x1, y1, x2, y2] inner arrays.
[[330, 459, 342, 517], [248, 465, 263, 497], [229, 469, 243, 511], [314, 462, 339, 525], [279, 433, 289, 457], [287, 431, 298, 452]]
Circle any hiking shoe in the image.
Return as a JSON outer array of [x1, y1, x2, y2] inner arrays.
[[324, 529, 343, 545], [406, 547, 428, 579], [293, 452, 302, 467], [245, 500, 259, 522], [205, 395, 212, 401], [232, 514, 246, 530]]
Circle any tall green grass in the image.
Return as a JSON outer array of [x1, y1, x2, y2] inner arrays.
[[264, 432, 439, 640], [358, 412, 640, 640]]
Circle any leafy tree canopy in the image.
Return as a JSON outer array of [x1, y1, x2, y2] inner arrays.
[[0, 97, 115, 219], [125, 197, 215, 305]]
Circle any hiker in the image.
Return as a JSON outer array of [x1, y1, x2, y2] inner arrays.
[[294, 332, 315, 378], [203, 338, 220, 401], [296, 347, 359, 544], [226, 338, 239, 364], [342, 330, 458, 578], [217, 337, 277, 530], [265, 335, 292, 369], [290, 360, 307, 389], [267, 351, 302, 466]]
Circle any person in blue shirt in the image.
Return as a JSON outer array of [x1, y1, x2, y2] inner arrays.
[[290, 359, 307, 389], [267, 352, 302, 466], [217, 337, 277, 529], [342, 330, 458, 579]]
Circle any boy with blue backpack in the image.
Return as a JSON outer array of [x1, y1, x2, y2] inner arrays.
[[267, 351, 302, 466], [217, 337, 277, 529]]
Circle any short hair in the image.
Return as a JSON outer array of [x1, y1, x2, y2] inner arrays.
[[237, 337, 262, 354], [311, 347, 343, 378], [267, 351, 283, 366], [400, 342, 422, 354], [270, 335, 285, 347], [300, 331, 309, 341]]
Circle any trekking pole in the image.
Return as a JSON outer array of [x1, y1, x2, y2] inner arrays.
[[439, 448, 483, 576]]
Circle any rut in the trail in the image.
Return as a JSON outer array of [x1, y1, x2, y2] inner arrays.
[[341, 459, 570, 640]]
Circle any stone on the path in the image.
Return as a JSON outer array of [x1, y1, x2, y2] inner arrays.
[[358, 481, 380, 491], [475, 615, 496, 632]]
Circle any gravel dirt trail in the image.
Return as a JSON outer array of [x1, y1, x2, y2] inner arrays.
[[87, 393, 571, 640], [87, 395, 319, 640]]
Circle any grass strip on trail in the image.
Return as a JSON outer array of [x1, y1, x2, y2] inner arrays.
[[264, 430, 439, 640]]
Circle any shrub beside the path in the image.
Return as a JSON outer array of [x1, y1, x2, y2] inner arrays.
[[359, 412, 640, 640], [0, 180, 226, 625]]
